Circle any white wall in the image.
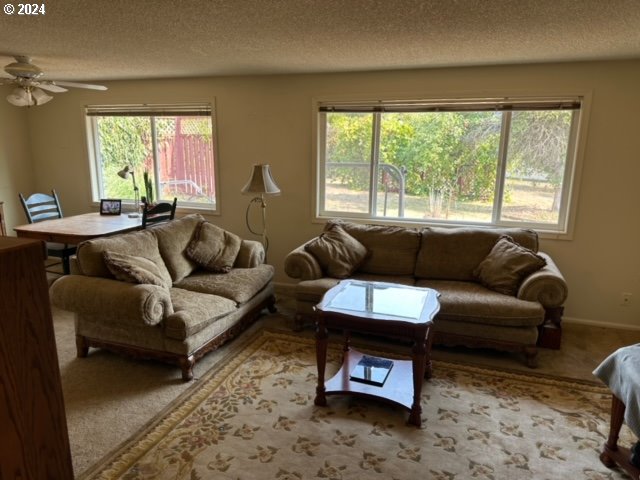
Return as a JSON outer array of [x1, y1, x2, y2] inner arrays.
[[6, 59, 640, 328]]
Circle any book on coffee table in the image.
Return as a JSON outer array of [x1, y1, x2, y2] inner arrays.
[[349, 355, 394, 387]]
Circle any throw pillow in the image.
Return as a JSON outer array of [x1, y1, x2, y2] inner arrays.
[[103, 251, 173, 289], [474, 235, 547, 296], [304, 224, 368, 278], [186, 221, 242, 273]]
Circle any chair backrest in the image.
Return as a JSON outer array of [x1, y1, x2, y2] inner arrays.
[[142, 197, 177, 229], [19, 189, 64, 224]]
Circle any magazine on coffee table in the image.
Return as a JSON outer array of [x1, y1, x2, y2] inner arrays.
[[349, 355, 394, 387]]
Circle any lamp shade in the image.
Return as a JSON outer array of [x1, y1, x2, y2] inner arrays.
[[31, 87, 52, 105], [7, 88, 33, 107], [241, 164, 281, 195], [117, 165, 138, 190], [6, 87, 52, 107], [117, 165, 132, 179]]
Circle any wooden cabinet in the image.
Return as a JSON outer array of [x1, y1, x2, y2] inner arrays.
[[0, 237, 74, 479]]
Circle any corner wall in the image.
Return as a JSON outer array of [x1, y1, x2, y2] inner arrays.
[[20, 59, 640, 328], [0, 87, 34, 232]]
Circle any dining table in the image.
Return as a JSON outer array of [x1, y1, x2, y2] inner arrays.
[[14, 212, 142, 245]]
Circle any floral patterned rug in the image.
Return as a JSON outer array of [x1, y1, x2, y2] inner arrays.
[[80, 330, 633, 480]]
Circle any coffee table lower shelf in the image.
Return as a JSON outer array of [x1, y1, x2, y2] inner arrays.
[[318, 349, 420, 426]]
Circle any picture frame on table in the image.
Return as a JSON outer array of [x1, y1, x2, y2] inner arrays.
[[100, 199, 122, 215]]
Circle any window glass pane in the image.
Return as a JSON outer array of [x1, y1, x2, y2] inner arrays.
[[91, 111, 216, 209], [501, 110, 571, 224], [378, 111, 500, 221], [155, 116, 215, 204], [95, 116, 151, 200], [324, 113, 372, 213], [318, 100, 580, 232]]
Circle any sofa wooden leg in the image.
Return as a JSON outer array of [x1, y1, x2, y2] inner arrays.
[[538, 306, 564, 349], [76, 335, 89, 358], [267, 295, 277, 314], [524, 346, 538, 368], [180, 356, 195, 381]]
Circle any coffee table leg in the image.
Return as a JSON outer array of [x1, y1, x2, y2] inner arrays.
[[343, 329, 351, 355], [315, 318, 328, 407], [424, 325, 435, 380], [408, 333, 427, 427]]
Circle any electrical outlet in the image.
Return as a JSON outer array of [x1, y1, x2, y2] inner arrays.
[[621, 292, 633, 306]]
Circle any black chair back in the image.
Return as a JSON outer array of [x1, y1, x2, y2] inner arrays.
[[18, 189, 76, 274], [142, 198, 177, 229], [19, 190, 64, 223]]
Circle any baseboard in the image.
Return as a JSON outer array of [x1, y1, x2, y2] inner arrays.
[[559, 316, 640, 331]]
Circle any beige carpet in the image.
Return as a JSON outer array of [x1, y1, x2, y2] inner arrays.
[[69, 329, 633, 480], [54, 306, 274, 476]]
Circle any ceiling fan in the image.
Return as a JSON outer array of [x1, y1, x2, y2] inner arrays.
[[1, 56, 107, 107]]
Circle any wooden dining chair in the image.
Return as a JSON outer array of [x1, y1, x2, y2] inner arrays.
[[142, 197, 178, 229], [18, 189, 76, 274]]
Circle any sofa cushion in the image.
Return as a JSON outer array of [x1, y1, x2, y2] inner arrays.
[[414, 227, 539, 281], [474, 236, 547, 296], [415, 279, 544, 327], [164, 288, 237, 340], [153, 214, 204, 282], [332, 221, 421, 275], [76, 229, 167, 278], [175, 264, 274, 304], [103, 251, 173, 289], [304, 224, 368, 278], [186, 221, 242, 273]]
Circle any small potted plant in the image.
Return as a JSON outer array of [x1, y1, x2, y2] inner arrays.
[[142, 171, 155, 210]]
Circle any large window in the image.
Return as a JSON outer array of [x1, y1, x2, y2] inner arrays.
[[86, 104, 218, 210], [317, 97, 582, 232]]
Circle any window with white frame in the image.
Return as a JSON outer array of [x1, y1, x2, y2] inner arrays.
[[86, 104, 218, 210], [317, 97, 582, 232]]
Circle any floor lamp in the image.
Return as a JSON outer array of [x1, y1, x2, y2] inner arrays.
[[117, 165, 140, 218], [241, 164, 281, 259]]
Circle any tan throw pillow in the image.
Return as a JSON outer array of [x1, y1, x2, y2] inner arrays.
[[304, 224, 369, 278], [103, 251, 172, 289], [474, 235, 546, 296], [186, 221, 242, 273]]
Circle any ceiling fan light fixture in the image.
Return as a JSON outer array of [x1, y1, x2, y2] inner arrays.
[[3, 56, 108, 107], [31, 87, 52, 105], [7, 87, 33, 107]]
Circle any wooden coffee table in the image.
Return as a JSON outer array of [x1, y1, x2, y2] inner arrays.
[[314, 280, 440, 427]]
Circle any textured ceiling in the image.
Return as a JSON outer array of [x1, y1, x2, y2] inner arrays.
[[1, 0, 639, 82]]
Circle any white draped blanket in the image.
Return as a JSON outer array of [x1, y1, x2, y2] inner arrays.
[[594, 343, 640, 437]]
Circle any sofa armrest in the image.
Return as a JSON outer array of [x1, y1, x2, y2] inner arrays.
[[284, 242, 323, 281], [235, 240, 265, 268], [517, 252, 568, 308], [49, 275, 173, 326]]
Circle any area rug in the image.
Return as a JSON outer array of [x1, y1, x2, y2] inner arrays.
[[79, 330, 633, 480]]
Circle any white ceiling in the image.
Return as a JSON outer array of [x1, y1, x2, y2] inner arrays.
[[1, 0, 640, 82]]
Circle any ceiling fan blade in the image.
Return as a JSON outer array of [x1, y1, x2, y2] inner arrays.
[[50, 80, 107, 91], [37, 82, 68, 93]]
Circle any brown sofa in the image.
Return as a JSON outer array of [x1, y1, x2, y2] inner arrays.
[[50, 214, 275, 380], [284, 221, 568, 367]]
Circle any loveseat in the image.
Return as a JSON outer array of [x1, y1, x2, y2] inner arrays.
[[50, 214, 275, 380], [284, 220, 568, 367]]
